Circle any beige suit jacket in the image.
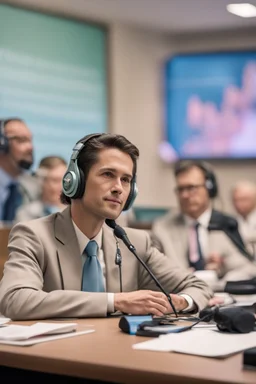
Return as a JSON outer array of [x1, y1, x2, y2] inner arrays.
[[0, 207, 212, 320], [151, 211, 256, 290]]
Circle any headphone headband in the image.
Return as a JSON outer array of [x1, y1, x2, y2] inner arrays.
[[62, 133, 138, 210]]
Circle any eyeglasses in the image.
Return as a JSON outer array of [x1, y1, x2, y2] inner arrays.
[[175, 184, 206, 195], [6, 135, 33, 144]]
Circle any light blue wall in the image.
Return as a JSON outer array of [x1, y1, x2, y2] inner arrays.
[[0, 4, 107, 168]]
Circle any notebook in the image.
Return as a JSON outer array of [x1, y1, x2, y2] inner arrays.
[[0, 322, 94, 346]]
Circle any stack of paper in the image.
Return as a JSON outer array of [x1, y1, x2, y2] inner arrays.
[[0, 322, 94, 346], [133, 329, 256, 358], [0, 317, 10, 325]]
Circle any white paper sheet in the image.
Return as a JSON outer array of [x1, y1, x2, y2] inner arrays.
[[133, 329, 256, 358], [0, 322, 78, 341], [0, 317, 10, 325], [0, 329, 95, 346]]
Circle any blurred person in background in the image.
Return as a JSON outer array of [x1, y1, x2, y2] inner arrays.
[[151, 160, 256, 291], [15, 156, 67, 222], [231, 180, 256, 256], [0, 118, 40, 225]]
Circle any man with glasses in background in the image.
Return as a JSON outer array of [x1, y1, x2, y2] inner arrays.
[[151, 160, 256, 291], [0, 118, 40, 225]]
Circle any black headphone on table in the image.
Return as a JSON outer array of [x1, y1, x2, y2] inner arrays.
[[62, 133, 138, 211], [0, 119, 9, 153]]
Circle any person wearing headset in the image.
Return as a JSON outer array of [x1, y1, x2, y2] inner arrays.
[[0, 133, 212, 320], [151, 160, 256, 291], [14, 156, 68, 222], [0, 118, 40, 224]]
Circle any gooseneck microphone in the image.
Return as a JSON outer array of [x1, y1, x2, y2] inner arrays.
[[115, 239, 123, 292], [105, 219, 178, 317]]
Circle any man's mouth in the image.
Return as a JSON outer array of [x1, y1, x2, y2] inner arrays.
[[105, 198, 122, 205]]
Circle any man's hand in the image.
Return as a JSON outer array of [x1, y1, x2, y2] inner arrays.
[[114, 290, 170, 316], [169, 294, 189, 313], [205, 252, 223, 272], [114, 291, 189, 316]]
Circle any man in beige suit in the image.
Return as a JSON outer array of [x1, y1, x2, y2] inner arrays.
[[231, 180, 256, 256], [152, 161, 256, 291], [0, 134, 212, 320]]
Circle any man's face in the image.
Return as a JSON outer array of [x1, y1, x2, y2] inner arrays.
[[175, 166, 210, 218], [80, 148, 133, 221], [232, 188, 256, 218], [42, 164, 67, 205], [5, 120, 33, 168]]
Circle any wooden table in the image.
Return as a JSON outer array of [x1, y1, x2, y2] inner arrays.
[[0, 317, 256, 384]]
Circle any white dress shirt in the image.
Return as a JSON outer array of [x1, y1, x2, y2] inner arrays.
[[72, 221, 115, 313], [73, 221, 195, 314], [185, 208, 212, 262]]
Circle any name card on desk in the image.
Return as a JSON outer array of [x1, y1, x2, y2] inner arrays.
[[0, 322, 95, 346]]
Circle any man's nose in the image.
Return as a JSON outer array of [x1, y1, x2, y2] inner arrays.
[[25, 141, 33, 153], [179, 189, 190, 198], [111, 179, 123, 194]]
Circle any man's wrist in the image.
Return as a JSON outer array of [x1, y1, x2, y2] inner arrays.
[[179, 294, 195, 312], [107, 293, 115, 313]]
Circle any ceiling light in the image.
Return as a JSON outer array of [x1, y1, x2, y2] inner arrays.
[[227, 3, 256, 17]]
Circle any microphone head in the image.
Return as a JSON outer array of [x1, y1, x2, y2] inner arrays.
[[199, 307, 215, 322], [114, 225, 126, 240], [105, 219, 117, 229]]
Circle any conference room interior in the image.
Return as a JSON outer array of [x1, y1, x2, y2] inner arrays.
[[1, 1, 256, 383]]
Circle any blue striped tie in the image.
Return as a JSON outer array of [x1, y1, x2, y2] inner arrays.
[[81, 240, 105, 292]]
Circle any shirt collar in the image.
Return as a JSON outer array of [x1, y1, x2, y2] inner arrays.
[[184, 207, 212, 228], [72, 220, 103, 255], [0, 167, 16, 189]]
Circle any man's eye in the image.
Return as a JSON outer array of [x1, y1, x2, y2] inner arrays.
[[122, 177, 131, 184], [104, 172, 112, 177]]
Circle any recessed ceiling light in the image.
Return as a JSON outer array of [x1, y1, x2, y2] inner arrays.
[[227, 3, 256, 17]]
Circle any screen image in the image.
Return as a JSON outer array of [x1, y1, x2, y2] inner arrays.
[[161, 51, 256, 161], [0, 5, 107, 168]]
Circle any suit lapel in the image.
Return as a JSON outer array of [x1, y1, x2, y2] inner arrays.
[[169, 214, 190, 268], [102, 224, 121, 292], [54, 207, 82, 290]]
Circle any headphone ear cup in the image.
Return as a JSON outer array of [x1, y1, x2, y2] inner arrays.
[[73, 168, 85, 199], [123, 178, 138, 211], [0, 137, 8, 153], [62, 160, 82, 199], [205, 175, 218, 198]]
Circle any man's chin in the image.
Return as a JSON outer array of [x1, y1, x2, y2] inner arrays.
[[104, 208, 122, 221]]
